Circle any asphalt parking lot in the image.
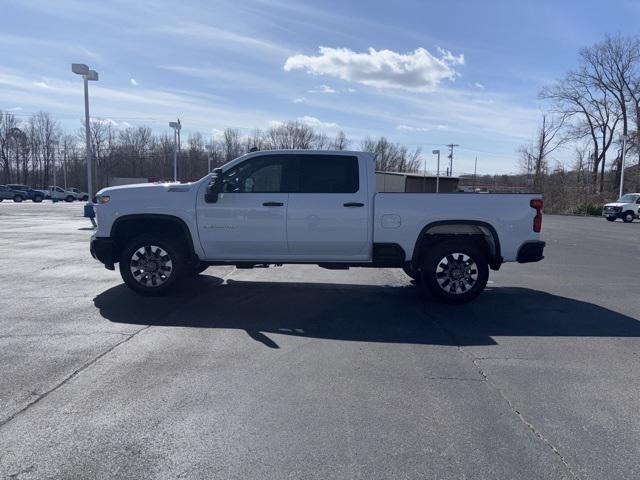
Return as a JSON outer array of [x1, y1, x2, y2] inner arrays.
[[1, 202, 639, 480]]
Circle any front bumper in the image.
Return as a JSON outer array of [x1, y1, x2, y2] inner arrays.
[[517, 241, 545, 263], [602, 209, 623, 218], [90, 234, 115, 270]]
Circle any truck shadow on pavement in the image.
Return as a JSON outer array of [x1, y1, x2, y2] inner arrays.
[[93, 275, 640, 349]]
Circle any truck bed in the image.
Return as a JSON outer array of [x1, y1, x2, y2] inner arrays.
[[373, 193, 541, 262]]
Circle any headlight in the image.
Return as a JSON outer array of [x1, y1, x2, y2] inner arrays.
[[97, 195, 110, 204]]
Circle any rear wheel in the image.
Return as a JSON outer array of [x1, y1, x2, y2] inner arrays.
[[33, 195, 43, 202], [65, 195, 75, 202], [622, 211, 634, 223], [421, 240, 489, 304], [13, 195, 23, 203], [119, 234, 187, 296], [606, 216, 616, 222]]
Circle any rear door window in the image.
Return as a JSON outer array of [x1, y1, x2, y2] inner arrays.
[[297, 155, 359, 193]]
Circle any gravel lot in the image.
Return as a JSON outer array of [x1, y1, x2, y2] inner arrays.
[[1, 202, 639, 479]]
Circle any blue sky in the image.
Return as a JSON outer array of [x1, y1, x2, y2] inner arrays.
[[1, 0, 639, 174]]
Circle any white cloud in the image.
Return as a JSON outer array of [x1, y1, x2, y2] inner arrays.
[[308, 84, 336, 94], [396, 124, 431, 132], [291, 97, 307, 103], [346, 87, 357, 93], [93, 118, 133, 129], [8, 106, 22, 111], [268, 120, 285, 128], [33, 81, 49, 88], [284, 46, 464, 92], [474, 82, 485, 89], [154, 22, 291, 57], [94, 118, 119, 127], [298, 115, 338, 129], [130, 78, 139, 86]]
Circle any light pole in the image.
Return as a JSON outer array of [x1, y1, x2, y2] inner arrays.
[[618, 134, 628, 199], [71, 63, 98, 204], [432, 150, 441, 193], [169, 119, 181, 181]]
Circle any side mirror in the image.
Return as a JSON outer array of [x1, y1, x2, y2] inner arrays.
[[205, 168, 223, 203]]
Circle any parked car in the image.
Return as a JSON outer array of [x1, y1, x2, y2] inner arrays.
[[68, 187, 89, 201], [602, 193, 640, 222], [48, 186, 77, 202], [6, 184, 46, 202], [0, 185, 28, 202], [90, 150, 545, 303]]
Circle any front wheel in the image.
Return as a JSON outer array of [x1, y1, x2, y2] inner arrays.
[[65, 195, 75, 202], [421, 240, 489, 304], [622, 211, 634, 223], [13, 195, 23, 203], [119, 234, 188, 296], [191, 262, 209, 275]]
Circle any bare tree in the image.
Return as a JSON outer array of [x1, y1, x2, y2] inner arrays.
[[361, 136, 421, 172], [542, 71, 621, 191], [0, 111, 21, 183], [580, 35, 640, 184], [518, 115, 566, 191], [332, 131, 350, 151]]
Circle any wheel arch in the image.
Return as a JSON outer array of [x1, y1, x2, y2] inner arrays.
[[110, 214, 197, 263], [411, 220, 502, 270]]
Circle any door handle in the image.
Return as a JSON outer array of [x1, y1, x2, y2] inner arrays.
[[262, 201, 284, 207], [343, 202, 364, 207]]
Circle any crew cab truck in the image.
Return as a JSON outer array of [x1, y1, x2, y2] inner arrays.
[[90, 150, 545, 303]]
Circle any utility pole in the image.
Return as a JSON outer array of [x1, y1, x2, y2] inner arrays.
[[432, 150, 441, 193], [446, 144, 459, 176], [473, 156, 478, 190], [619, 135, 627, 199]]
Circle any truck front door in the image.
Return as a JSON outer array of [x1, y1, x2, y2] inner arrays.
[[196, 154, 294, 260]]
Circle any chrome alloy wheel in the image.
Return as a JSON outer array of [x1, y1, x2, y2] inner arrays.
[[129, 245, 173, 287], [435, 252, 479, 295]]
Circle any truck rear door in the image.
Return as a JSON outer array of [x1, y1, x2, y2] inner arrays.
[[286, 153, 370, 260]]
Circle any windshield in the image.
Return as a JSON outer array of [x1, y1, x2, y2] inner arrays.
[[617, 194, 639, 203]]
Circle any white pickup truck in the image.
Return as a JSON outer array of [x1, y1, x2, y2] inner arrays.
[[90, 150, 545, 303], [602, 193, 640, 222]]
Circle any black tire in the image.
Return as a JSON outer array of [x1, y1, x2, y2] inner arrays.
[[82, 195, 89, 201], [33, 195, 43, 203], [402, 266, 422, 283], [622, 211, 634, 223], [421, 239, 489, 304], [13, 195, 23, 203], [191, 262, 209, 275], [119, 234, 188, 296], [606, 216, 616, 222], [65, 195, 75, 202]]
